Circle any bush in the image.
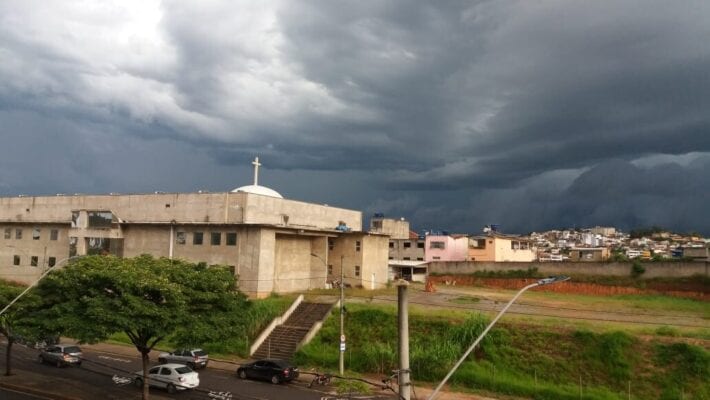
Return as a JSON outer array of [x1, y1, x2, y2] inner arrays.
[[631, 261, 645, 278]]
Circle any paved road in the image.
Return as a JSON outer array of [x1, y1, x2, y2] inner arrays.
[[1, 387, 56, 400], [1, 344, 390, 400]]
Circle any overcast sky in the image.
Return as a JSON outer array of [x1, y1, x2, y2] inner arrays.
[[1, 1, 709, 235]]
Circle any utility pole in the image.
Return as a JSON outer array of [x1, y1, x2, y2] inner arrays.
[[339, 254, 345, 376], [398, 281, 411, 400]]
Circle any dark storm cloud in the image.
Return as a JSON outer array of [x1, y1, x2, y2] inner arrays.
[[1, 0, 709, 234]]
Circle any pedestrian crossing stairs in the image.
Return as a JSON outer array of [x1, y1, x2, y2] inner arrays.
[[251, 300, 335, 360]]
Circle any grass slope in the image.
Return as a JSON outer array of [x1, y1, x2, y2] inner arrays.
[[295, 303, 709, 400]]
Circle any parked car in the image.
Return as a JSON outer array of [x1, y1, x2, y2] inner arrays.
[[157, 348, 209, 369], [237, 359, 299, 384], [133, 363, 200, 394], [38, 344, 82, 367]]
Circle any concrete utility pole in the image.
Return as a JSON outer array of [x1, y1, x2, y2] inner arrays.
[[339, 254, 345, 376], [398, 281, 411, 400], [427, 276, 570, 400]]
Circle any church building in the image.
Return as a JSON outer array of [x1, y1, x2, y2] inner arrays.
[[0, 158, 389, 297]]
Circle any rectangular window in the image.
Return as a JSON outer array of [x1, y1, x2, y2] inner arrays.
[[87, 211, 113, 228], [355, 241, 361, 252], [48, 257, 56, 267], [430, 241, 445, 249], [193, 232, 204, 245], [31, 256, 38, 266], [470, 239, 486, 249], [417, 242, 424, 249], [33, 227, 40, 240], [433, 256, 441, 260], [69, 237, 77, 257], [389, 242, 394, 249], [4, 228, 10, 239], [15, 229, 22, 240], [13, 255, 20, 266], [176, 232, 186, 245], [328, 238, 334, 251], [355, 265, 360, 277], [71, 211, 80, 228], [226, 232, 237, 246], [417, 257, 424, 261], [404, 242, 411, 248], [50, 229, 59, 241], [403, 257, 411, 260], [211, 232, 221, 246], [327, 265, 333, 275]]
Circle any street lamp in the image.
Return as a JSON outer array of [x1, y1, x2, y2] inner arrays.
[[310, 252, 328, 289], [0, 255, 83, 318], [428, 275, 570, 400]]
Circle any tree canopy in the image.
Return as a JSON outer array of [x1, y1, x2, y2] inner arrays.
[[33, 255, 249, 399]]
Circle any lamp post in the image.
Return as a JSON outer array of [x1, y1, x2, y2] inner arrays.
[[339, 254, 345, 376], [0, 255, 82, 318], [427, 276, 571, 400]]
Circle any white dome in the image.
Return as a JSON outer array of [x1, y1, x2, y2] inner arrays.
[[231, 184, 283, 198]]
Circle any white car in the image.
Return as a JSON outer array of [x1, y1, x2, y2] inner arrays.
[[134, 363, 200, 393]]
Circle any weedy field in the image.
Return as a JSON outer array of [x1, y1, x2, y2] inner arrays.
[[297, 283, 709, 400]]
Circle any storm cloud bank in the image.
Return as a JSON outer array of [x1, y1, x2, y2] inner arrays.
[[1, 1, 708, 234]]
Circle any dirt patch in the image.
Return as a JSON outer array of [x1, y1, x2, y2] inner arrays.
[[428, 276, 709, 301]]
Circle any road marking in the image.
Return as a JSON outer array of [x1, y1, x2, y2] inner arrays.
[[98, 355, 131, 363]]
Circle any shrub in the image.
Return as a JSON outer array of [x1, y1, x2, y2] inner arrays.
[[631, 261, 645, 278]]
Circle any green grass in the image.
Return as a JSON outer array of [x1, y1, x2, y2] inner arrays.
[[107, 294, 295, 358], [296, 303, 710, 400]]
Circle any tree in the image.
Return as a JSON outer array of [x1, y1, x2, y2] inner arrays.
[[34, 255, 248, 400], [0, 280, 43, 376]]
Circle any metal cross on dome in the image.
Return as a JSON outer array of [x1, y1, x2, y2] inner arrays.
[[252, 157, 262, 186]]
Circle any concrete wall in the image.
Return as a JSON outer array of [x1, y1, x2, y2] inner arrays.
[[243, 194, 361, 231], [428, 261, 709, 278], [0, 192, 361, 231], [274, 234, 313, 293], [0, 223, 71, 284], [361, 234, 389, 289], [389, 239, 425, 260], [370, 218, 410, 239]]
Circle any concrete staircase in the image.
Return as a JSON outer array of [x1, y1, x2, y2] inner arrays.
[[252, 302, 334, 360]]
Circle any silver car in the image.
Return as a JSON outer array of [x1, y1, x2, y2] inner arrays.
[[158, 348, 209, 369], [134, 363, 200, 393], [38, 344, 82, 367]]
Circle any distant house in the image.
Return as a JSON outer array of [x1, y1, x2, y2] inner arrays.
[[678, 244, 710, 261], [425, 234, 469, 262], [569, 247, 610, 262], [468, 234, 536, 262]]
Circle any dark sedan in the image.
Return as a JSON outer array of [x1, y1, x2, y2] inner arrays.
[[237, 359, 299, 384]]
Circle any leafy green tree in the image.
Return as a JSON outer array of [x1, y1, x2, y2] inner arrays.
[[34, 255, 248, 400], [0, 280, 43, 376]]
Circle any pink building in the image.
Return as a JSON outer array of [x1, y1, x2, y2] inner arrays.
[[424, 234, 469, 262]]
